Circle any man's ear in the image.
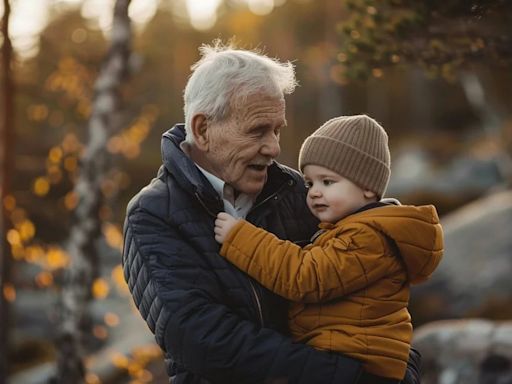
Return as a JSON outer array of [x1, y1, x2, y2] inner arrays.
[[363, 190, 377, 200], [191, 114, 209, 150]]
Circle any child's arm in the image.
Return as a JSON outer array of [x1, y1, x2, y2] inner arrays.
[[214, 213, 397, 303]]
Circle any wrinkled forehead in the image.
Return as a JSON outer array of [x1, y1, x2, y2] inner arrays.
[[232, 93, 286, 124]]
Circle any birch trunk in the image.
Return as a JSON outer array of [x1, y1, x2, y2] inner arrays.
[[459, 72, 512, 185], [0, 0, 14, 382], [53, 1, 133, 382]]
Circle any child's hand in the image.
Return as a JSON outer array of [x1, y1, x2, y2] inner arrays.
[[214, 212, 240, 244]]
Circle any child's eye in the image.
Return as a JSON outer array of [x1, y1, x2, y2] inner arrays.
[[304, 181, 312, 189], [323, 179, 335, 186]]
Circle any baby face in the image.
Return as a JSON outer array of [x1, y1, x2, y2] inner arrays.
[[303, 164, 374, 223]]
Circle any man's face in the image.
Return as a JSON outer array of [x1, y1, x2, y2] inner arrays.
[[206, 94, 286, 195]]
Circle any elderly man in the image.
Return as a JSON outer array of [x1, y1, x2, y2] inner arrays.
[[122, 42, 420, 384]]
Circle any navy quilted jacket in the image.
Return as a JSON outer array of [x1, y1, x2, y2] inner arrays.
[[122, 124, 362, 383]]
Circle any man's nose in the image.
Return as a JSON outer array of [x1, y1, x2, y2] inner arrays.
[[260, 133, 280, 158]]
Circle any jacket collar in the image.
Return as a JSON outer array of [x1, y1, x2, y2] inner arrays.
[[352, 201, 389, 215], [161, 124, 296, 212], [161, 124, 218, 200], [316, 201, 397, 235]]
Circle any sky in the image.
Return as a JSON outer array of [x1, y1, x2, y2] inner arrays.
[[1, 0, 159, 56], [0, 0, 286, 58]]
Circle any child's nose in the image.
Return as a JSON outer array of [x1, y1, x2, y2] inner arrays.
[[309, 187, 322, 198]]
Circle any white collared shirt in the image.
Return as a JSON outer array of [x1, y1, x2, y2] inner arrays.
[[180, 141, 255, 218], [195, 164, 255, 219]]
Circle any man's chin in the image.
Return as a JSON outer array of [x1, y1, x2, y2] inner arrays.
[[235, 176, 267, 196], [238, 185, 265, 196]]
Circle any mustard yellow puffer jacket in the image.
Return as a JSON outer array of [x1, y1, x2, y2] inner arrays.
[[220, 204, 443, 380]]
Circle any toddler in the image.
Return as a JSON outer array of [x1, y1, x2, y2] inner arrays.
[[214, 115, 444, 382]]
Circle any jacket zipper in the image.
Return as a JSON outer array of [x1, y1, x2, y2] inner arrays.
[[245, 179, 293, 328], [197, 179, 294, 329], [196, 190, 265, 327], [247, 179, 293, 216], [194, 192, 219, 218], [248, 279, 264, 327]]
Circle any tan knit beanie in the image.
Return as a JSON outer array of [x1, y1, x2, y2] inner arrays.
[[298, 115, 391, 198]]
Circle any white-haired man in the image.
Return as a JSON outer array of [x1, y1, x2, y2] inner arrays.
[[122, 41, 421, 384]]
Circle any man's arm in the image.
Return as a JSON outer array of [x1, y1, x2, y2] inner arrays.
[[123, 206, 361, 384]]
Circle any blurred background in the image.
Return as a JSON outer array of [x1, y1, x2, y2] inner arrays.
[[1, 0, 511, 383]]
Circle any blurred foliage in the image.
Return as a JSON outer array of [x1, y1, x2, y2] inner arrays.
[[107, 344, 163, 383], [335, 0, 512, 81]]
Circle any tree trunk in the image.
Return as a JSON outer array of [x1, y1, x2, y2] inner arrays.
[[53, 1, 133, 382], [0, 0, 14, 382], [319, 0, 342, 121], [459, 71, 512, 185]]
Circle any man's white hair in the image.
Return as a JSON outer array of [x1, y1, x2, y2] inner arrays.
[[183, 40, 297, 144]]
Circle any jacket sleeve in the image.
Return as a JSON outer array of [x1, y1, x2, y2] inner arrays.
[[220, 221, 398, 303], [123, 206, 361, 384]]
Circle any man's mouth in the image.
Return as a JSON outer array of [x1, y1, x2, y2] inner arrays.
[[248, 164, 269, 171]]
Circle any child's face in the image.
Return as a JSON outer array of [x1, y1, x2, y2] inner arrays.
[[303, 164, 375, 223]]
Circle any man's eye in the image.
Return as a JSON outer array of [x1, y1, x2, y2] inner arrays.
[[249, 127, 265, 137]]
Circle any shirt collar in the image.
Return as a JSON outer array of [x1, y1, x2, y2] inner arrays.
[[194, 163, 226, 200], [180, 141, 256, 213]]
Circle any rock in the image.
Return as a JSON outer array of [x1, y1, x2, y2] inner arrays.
[[413, 319, 512, 384], [410, 190, 512, 325], [388, 146, 502, 197]]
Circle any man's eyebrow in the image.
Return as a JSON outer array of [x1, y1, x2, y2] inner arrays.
[[253, 121, 286, 130]]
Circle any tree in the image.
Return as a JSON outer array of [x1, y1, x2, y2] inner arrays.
[[0, 0, 14, 381], [334, 0, 512, 183], [52, 0, 133, 382], [334, 0, 512, 81]]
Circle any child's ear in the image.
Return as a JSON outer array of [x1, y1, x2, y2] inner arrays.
[[363, 190, 377, 199]]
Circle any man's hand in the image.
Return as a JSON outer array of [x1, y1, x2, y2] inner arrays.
[[214, 212, 240, 243]]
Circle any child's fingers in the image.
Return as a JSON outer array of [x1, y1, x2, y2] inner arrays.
[[214, 217, 225, 228], [217, 212, 232, 221], [214, 228, 226, 242], [214, 213, 237, 244], [214, 222, 224, 232]]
